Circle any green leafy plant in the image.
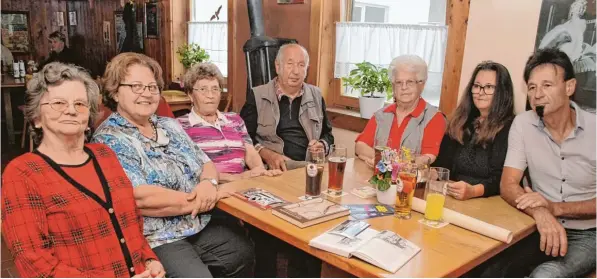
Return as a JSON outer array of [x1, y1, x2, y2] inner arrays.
[[177, 43, 210, 69], [341, 62, 392, 100]]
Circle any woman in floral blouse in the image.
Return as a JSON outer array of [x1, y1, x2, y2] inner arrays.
[[1, 62, 164, 278], [92, 53, 254, 277]]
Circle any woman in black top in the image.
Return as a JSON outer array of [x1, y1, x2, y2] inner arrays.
[[433, 61, 515, 200]]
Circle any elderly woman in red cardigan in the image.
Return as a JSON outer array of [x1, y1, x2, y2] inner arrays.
[[1, 62, 165, 278]]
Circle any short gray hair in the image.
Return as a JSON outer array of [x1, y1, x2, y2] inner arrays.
[[275, 43, 310, 66], [388, 55, 428, 82], [26, 62, 100, 145]]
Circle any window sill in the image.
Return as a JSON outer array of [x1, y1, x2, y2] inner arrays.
[[327, 107, 369, 133]]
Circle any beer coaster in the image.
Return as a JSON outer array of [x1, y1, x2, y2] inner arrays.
[[418, 219, 449, 229], [322, 190, 348, 198]]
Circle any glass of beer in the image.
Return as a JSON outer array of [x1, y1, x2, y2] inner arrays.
[[327, 145, 347, 196], [373, 138, 392, 171], [424, 167, 450, 223], [395, 162, 417, 219], [305, 149, 325, 198]]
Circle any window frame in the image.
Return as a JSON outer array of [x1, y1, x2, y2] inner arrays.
[[353, 2, 389, 23], [328, 0, 454, 114]]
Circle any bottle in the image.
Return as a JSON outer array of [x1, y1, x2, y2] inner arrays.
[[13, 62, 20, 78], [19, 60, 25, 77]]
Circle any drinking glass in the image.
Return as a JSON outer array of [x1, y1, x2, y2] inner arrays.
[[424, 167, 450, 223], [395, 162, 417, 219], [305, 149, 325, 198], [373, 138, 392, 170], [327, 145, 347, 196], [413, 154, 431, 199]]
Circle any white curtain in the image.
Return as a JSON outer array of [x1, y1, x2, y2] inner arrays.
[[334, 22, 448, 106], [188, 22, 228, 76]]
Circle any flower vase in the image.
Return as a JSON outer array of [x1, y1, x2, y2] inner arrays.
[[376, 183, 396, 205]]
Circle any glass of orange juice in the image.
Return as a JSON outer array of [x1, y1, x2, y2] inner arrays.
[[424, 167, 450, 223]]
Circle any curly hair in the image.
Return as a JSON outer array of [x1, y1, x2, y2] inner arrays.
[[101, 52, 164, 111], [25, 62, 101, 145], [182, 62, 224, 95]]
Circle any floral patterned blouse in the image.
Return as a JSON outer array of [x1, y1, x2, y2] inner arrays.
[[92, 112, 212, 248]]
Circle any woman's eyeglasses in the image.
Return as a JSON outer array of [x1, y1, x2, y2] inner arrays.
[[119, 83, 161, 95], [193, 87, 222, 95], [472, 84, 496, 95], [393, 80, 424, 89], [40, 99, 90, 113]]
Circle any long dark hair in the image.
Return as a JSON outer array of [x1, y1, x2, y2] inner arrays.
[[447, 61, 515, 147]]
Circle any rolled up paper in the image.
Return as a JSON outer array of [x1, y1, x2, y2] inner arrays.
[[412, 197, 513, 243]]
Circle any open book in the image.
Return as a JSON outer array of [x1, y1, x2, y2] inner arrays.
[[309, 220, 421, 273]]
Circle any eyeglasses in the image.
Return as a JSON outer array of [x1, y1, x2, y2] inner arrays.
[[393, 80, 424, 89], [41, 99, 90, 113], [472, 84, 496, 95], [192, 87, 222, 95], [119, 83, 161, 95]]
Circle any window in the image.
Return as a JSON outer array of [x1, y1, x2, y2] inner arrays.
[[352, 2, 389, 23], [189, 0, 228, 76], [332, 0, 447, 110]]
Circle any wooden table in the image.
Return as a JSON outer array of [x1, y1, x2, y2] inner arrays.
[[217, 158, 536, 278], [1, 75, 26, 145]]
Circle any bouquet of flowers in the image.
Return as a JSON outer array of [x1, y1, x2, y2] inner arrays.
[[369, 147, 415, 192]]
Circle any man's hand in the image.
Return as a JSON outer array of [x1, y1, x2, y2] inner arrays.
[[308, 140, 325, 153], [447, 181, 474, 200], [146, 260, 166, 278], [533, 207, 568, 257], [516, 187, 553, 212], [260, 148, 288, 171], [187, 180, 218, 217]]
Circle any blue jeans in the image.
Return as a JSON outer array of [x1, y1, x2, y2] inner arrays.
[[477, 228, 596, 278]]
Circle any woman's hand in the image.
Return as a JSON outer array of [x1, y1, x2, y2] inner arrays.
[[187, 180, 218, 217], [447, 181, 474, 200], [242, 166, 283, 178], [145, 260, 166, 278], [132, 270, 151, 278]]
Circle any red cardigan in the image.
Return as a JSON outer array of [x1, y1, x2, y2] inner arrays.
[[1, 143, 157, 277]]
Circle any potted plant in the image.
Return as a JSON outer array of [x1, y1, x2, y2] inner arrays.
[[342, 62, 392, 119], [177, 43, 210, 69]]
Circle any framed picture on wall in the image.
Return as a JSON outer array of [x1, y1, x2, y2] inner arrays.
[[1, 11, 31, 53], [144, 1, 159, 38], [535, 0, 596, 113]]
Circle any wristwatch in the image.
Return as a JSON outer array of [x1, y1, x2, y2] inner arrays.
[[202, 178, 219, 190]]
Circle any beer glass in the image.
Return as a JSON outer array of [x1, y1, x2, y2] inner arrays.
[[327, 145, 347, 196], [424, 167, 450, 223], [395, 162, 417, 219], [413, 154, 431, 200], [305, 149, 325, 198], [373, 138, 392, 170]]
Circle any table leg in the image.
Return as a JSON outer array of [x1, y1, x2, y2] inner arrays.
[[3, 89, 15, 145], [320, 261, 355, 278]]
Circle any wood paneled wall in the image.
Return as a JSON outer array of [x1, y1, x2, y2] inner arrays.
[[230, 0, 313, 112], [1, 0, 171, 83]]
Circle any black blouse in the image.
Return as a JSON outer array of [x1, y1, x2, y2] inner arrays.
[[432, 120, 513, 197]]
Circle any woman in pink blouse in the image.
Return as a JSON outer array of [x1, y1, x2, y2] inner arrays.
[[177, 63, 281, 182]]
